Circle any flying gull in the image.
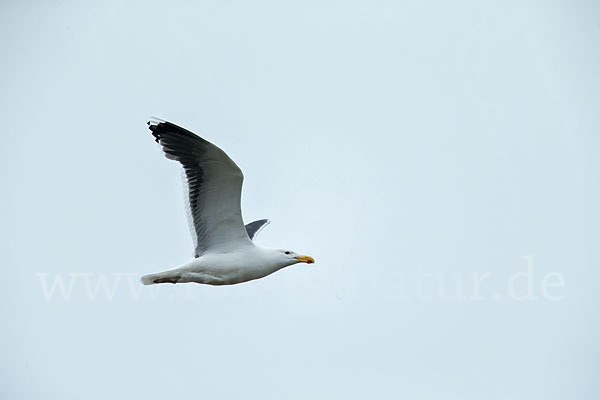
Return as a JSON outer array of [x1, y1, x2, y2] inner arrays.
[[141, 120, 314, 285]]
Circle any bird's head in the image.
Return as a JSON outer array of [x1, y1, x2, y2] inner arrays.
[[279, 249, 315, 266]]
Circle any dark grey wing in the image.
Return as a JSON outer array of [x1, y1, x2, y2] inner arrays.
[[148, 120, 252, 257], [245, 219, 270, 241]]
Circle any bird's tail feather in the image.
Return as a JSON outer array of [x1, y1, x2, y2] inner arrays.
[[140, 271, 180, 285]]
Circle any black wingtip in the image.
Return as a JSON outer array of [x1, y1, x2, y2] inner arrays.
[[147, 120, 207, 146], [147, 121, 161, 142]]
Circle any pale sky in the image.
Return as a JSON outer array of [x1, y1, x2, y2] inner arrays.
[[1, 1, 599, 399]]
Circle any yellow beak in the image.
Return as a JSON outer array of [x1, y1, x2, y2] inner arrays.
[[295, 255, 315, 264]]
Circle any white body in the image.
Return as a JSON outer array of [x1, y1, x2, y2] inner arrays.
[[141, 245, 299, 285]]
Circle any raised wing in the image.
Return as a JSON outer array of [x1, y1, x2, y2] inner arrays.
[[245, 219, 270, 241], [148, 120, 251, 257]]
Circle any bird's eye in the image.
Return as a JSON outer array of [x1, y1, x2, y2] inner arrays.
[[285, 251, 291, 255]]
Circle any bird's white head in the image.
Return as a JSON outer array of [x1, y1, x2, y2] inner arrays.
[[278, 249, 315, 266]]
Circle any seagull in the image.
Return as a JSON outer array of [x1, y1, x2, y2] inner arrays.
[[141, 120, 315, 286]]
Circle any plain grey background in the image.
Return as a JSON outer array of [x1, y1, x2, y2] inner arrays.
[[1, 1, 598, 399]]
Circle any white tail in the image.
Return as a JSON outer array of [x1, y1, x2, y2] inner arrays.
[[140, 271, 180, 285], [140, 274, 157, 285]]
